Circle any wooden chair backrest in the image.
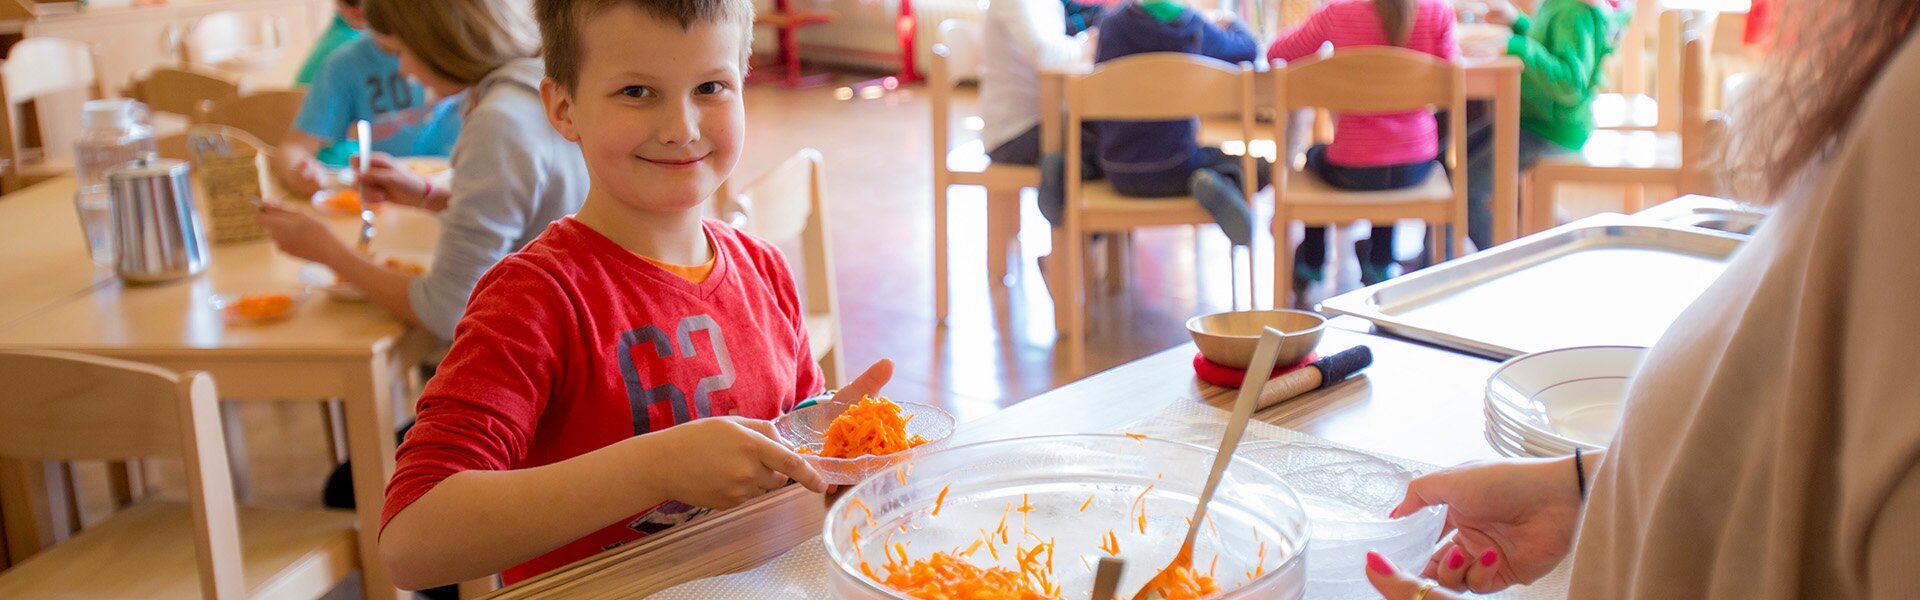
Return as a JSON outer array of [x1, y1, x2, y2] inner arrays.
[[1677, 23, 1718, 194], [716, 149, 841, 383], [1067, 53, 1251, 121], [200, 89, 306, 148], [180, 11, 283, 68], [0, 349, 245, 598], [0, 38, 104, 188], [1281, 46, 1460, 113], [1062, 52, 1258, 212], [126, 67, 240, 120], [0, 38, 102, 104]]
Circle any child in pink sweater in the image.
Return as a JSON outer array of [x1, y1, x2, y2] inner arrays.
[[1267, 0, 1457, 289]]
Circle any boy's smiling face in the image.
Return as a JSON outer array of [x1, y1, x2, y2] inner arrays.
[[544, 5, 746, 216]]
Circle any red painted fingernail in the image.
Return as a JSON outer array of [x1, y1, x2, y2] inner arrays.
[[1366, 551, 1395, 576], [1446, 546, 1466, 570], [1480, 548, 1499, 567]]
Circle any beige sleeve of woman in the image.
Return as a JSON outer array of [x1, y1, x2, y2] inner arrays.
[[1864, 468, 1920, 596]]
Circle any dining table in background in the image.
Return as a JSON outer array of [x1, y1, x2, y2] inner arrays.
[[0, 176, 439, 599], [482, 321, 1502, 599]]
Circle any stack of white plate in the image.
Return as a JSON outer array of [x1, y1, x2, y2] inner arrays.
[[1483, 346, 1646, 458]]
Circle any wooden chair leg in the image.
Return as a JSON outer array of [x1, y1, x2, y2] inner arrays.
[[1047, 228, 1070, 334], [106, 460, 145, 508], [1274, 210, 1294, 309], [1624, 185, 1646, 213], [321, 400, 348, 465], [1104, 231, 1128, 293], [2, 458, 72, 562], [218, 402, 253, 503], [1524, 171, 1557, 234], [818, 345, 845, 389], [1430, 224, 1446, 264], [934, 183, 949, 322], [59, 463, 81, 533], [1063, 226, 1088, 376], [986, 186, 1019, 285]]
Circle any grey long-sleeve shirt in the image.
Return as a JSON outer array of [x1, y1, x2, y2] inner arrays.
[[408, 59, 588, 340]]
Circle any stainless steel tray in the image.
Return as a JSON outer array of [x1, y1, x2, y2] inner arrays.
[[1633, 194, 1770, 236], [1320, 213, 1744, 359]]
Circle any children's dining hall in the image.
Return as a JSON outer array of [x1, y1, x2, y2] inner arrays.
[[0, 0, 1913, 598]]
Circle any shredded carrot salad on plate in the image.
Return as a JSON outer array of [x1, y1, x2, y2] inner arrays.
[[799, 395, 930, 458], [224, 293, 294, 320]]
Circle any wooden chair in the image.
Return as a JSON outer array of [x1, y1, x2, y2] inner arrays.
[[199, 89, 307, 148], [715, 149, 846, 386], [928, 22, 1042, 323], [125, 67, 241, 123], [1524, 18, 1718, 234], [1054, 53, 1260, 375], [177, 11, 287, 76], [0, 37, 104, 192], [0, 349, 357, 599], [1271, 48, 1468, 307], [1593, 5, 1662, 131]]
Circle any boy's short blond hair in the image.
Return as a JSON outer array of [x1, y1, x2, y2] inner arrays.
[[535, 0, 756, 92]]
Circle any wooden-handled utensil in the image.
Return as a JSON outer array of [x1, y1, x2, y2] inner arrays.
[[1254, 346, 1374, 410], [1090, 557, 1126, 600], [1132, 326, 1287, 600]]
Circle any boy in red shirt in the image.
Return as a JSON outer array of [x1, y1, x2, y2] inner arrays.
[[375, 0, 891, 589]]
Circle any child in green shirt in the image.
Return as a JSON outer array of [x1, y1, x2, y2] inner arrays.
[[294, 0, 366, 86], [1461, 0, 1623, 249]]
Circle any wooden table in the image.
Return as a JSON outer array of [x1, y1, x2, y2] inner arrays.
[[485, 324, 1500, 598], [0, 178, 116, 329], [0, 177, 437, 599]]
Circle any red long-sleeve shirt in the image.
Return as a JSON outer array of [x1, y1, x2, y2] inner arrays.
[[380, 217, 823, 584]]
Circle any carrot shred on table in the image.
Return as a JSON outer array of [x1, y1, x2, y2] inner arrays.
[[812, 395, 932, 459], [1137, 511, 1148, 535], [961, 539, 983, 557], [1078, 495, 1094, 512], [1124, 432, 1149, 444], [1098, 530, 1121, 556], [933, 483, 951, 516], [1208, 554, 1219, 579]]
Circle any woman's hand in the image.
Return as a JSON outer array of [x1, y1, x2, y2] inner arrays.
[[1387, 457, 1584, 594], [1366, 552, 1465, 600], [257, 202, 352, 264], [352, 152, 438, 211]]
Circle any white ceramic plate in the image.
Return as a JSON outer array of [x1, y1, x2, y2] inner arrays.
[[1486, 346, 1643, 449], [299, 262, 366, 302], [1483, 398, 1598, 453], [1484, 406, 1578, 457], [1484, 429, 1528, 458]]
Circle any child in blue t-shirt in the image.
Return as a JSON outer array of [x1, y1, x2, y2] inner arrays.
[[277, 36, 463, 198]]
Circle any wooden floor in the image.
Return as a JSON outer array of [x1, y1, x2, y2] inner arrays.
[[49, 72, 1639, 597]]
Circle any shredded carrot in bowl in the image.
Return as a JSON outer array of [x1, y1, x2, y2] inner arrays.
[[813, 395, 931, 459]]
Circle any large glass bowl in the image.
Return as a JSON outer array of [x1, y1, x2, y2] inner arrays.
[[823, 434, 1310, 599]]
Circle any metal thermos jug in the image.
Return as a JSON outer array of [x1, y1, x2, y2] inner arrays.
[[106, 157, 207, 283]]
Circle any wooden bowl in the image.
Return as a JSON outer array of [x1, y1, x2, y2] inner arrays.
[[1186, 309, 1328, 369]]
